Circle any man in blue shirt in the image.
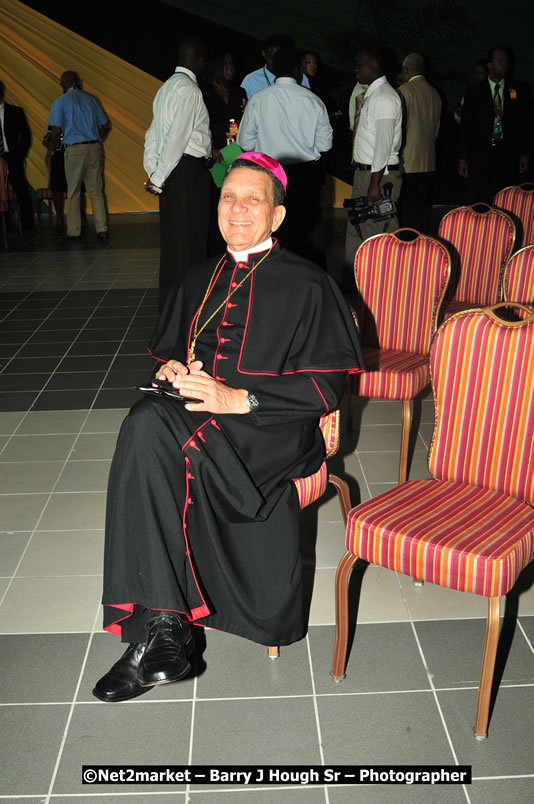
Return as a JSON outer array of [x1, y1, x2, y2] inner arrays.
[[241, 35, 310, 99], [47, 71, 110, 240]]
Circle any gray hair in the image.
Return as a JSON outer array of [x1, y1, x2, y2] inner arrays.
[[402, 53, 426, 76]]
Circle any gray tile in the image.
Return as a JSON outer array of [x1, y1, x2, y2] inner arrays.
[[0, 494, 48, 531], [53, 702, 192, 794], [71, 433, 118, 459], [0, 704, 69, 795], [469, 777, 534, 804], [0, 433, 77, 461], [55, 460, 111, 492], [191, 698, 321, 784], [0, 411, 26, 434], [195, 630, 312, 699], [0, 633, 90, 702], [191, 790, 326, 803], [437, 686, 534, 775], [15, 410, 87, 434], [327, 784, 467, 803], [358, 450, 431, 484], [0, 531, 30, 575], [38, 492, 106, 530], [53, 798, 185, 803], [414, 618, 534, 689], [81, 408, 128, 432], [356, 424, 426, 452], [310, 624, 430, 694], [318, 692, 453, 766], [0, 461, 63, 493], [17, 529, 104, 576], [78, 632, 196, 702]]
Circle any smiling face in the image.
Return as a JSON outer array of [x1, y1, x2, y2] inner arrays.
[[302, 53, 317, 77], [218, 167, 286, 252]]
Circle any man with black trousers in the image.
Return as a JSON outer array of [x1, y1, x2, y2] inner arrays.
[[144, 36, 212, 310], [459, 46, 532, 204], [0, 80, 34, 231]]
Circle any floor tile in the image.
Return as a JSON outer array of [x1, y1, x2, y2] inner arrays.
[[0, 461, 63, 493], [93, 388, 142, 408], [357, 449, 432, 484], [0, 390, 38, 411], [0, 633, 90, 702], [71, 433, 119, 459], [308, 565, 408, 626], [310, 623, 430, 693], [0, 575, 102, 632], [0, 493, 49, 531], [46, 371, 106, 390], [356, 424, 426, 452], [15, 409, 87, 434], [52, 702, 192, 795], [55, 460, 111, 492], [0, 433, 77, 461], [0, 531, 31, 576], [398, 575, 488, 621], [191, 698, 321, 781], [195, 629, 312, 699], [0, 372, 50, 392], [327, 784, 467, 803], [0, 705, 70, 796], [32, 388, 98, 410], [414, 618, 534, 689], [81, 408, 128, 432], [318, 691, 454, 766], [519, 615, 534, 647], [469, 778, 534, 804], [16, 530, 104, 576], [191, 791, 325, 803], [38, 491, 107, 530], [306, 520, 346, 569], [437, 686, 534, 775]]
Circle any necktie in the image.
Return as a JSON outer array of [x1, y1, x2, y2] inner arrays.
[[493, 83, 503, 144]]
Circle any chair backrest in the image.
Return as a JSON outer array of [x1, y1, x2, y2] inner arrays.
[[319, 409, 339, 459], [353, 229, 451, 354], [502, 244, 534, 309], [494, 183, 534, 248], [429, 304, 534, 504], [438, 204, 516, 305]]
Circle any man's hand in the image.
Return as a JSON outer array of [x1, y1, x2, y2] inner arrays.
[[519, 155, 529, 174], [156, 359, 203, 384], [367, 179, 382, 203], [177, 367, 249, 414], [458, 159, 469, 178], [144, 179, 164, 195]]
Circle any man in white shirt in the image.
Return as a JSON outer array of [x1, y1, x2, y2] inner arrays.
[[237, 48, 332, 264], [144, 36, 212, 310], [344, 47, 403, 279]]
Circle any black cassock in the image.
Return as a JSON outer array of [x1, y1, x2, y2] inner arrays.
[[102, 243, 363, 645]]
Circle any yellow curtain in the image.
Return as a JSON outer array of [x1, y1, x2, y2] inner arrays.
[[0, 0, 160, 212]]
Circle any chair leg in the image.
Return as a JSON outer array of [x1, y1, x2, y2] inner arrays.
[[474, 596, 501, 739], [328, 474, 352, 527], [331, 551, 360, 681], [267, 646, 280, 660], [399, 399, 411, 484]]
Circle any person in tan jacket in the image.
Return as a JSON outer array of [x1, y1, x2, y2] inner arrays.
[[398, 53, 442, 233]]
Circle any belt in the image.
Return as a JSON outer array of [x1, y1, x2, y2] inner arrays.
[[354, 162, 400, 170], [65, 140, 100, 147]]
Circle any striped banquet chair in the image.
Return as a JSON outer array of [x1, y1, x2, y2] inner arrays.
[[267, 409, 351, 659], [494, 183, 534, 248], [502, 243, 534, 310], [348, 228, 451, 483], [438, 203, 516, 318], [332, 304, 534, 739]]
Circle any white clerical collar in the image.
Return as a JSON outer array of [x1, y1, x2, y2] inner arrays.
[[228, 237, 273, 262]]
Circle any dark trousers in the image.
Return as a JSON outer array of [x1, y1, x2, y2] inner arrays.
[[4, 154, 34, 230], [464, 145, 519, 205], [158, 155, 211, 310], [279, 160, 325, 266], [399, 172, 435, 234]]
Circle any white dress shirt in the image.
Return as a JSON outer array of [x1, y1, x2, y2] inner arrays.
[[353, 75, 402, 172], [144, 67, 211, 189], [237, 77, 332, 164]]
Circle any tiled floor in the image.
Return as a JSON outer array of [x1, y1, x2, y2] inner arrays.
[[1, 213, 533, 803]]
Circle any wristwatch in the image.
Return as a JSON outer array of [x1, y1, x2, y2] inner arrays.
[[247, 393, 259, 412]]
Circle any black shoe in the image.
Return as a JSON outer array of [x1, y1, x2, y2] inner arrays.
[[92, 642, 148, 702], [96, 231, 108, 241], [65, 234, 81, 241], [138, 611, 194, 687]]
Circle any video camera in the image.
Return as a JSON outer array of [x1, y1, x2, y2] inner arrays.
[[343, 182, 397, 226]]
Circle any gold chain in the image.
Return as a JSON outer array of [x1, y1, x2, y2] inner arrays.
[[188, 245, 273, 364]]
